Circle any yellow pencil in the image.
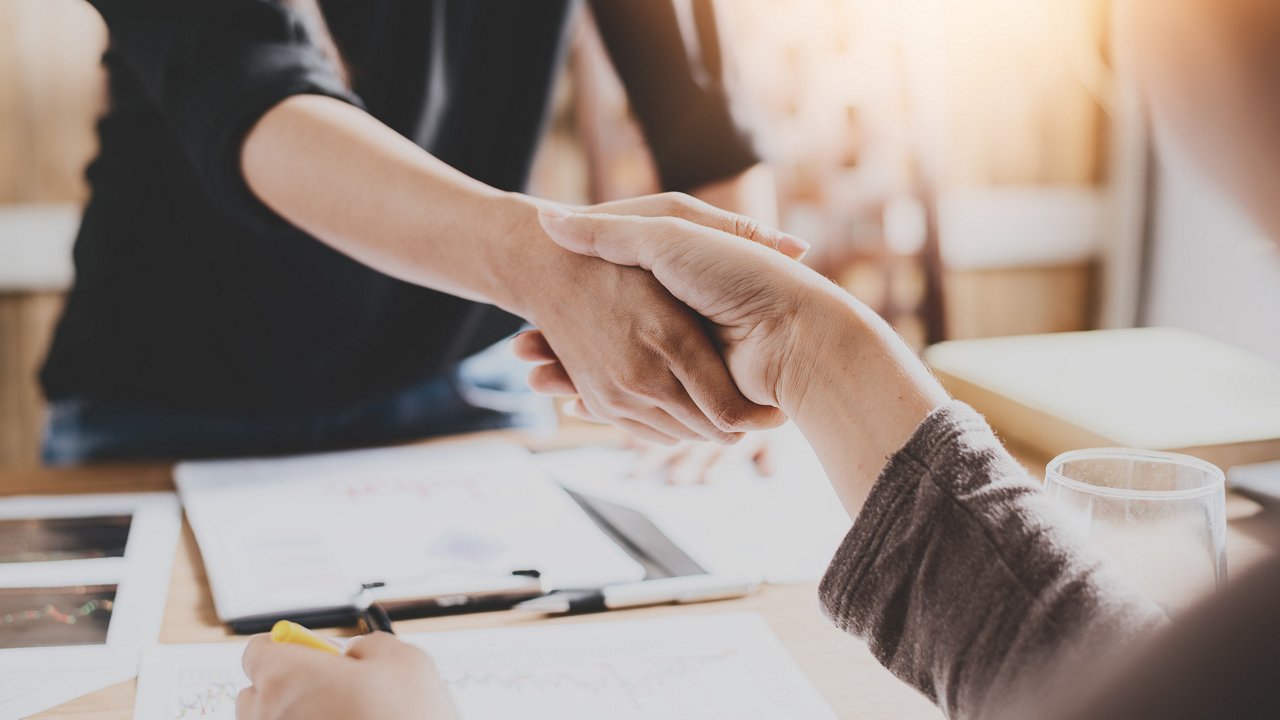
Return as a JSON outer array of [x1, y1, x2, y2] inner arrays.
[[270, 620, 341, 655]]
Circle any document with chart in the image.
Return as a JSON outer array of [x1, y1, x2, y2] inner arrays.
[[134, 613, 836, 720], [176, 441, 645, 624]]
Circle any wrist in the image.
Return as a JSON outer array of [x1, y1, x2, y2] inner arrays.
[[775, 287, 869, 422], [478, 192, 555, 317], [779, 288, 948, 431]]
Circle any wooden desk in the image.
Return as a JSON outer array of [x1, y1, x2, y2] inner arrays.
[[5, 451, 941, 720], [7, 440, 1277, 720]]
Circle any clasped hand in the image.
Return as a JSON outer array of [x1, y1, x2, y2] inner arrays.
[[507, 193, 816, 444], [512, 194, 829, 436]]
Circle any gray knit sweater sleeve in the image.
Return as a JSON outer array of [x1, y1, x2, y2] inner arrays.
[[818, 402, 1165, 718]]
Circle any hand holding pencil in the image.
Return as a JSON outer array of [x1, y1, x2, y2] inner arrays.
[[238, 622, 458, 720]]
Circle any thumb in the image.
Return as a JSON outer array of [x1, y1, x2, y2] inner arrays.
[[539, 208, 789, 326], [343, 632, 412, 660], [585, 194, 809, 260], [538, 206, 677, 270]]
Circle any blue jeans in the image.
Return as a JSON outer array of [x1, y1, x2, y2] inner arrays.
[[42, 343, 555, 465]]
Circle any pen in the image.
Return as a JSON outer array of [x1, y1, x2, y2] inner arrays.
[[354, 586, 395, 635], [270, 620, 341, 655], [513, 574, 759, 615]]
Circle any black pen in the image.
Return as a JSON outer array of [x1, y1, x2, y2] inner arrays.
[[354, 586, 395, 634]]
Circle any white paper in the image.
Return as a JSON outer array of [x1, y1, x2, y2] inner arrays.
[[0, 493, 181, 717], [134, 613, 835, 720], [0, 645, 136, 718], [539, 425, 852, 584], [175, 441, 645, 622], [134, 643, 247, 720]]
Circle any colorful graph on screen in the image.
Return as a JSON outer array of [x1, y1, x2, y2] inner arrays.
[[0, 514, 132, 563], [0, 585, 116, 648]]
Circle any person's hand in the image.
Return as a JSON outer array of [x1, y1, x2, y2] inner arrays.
[[629, 432, 776, 485], [524, 207, 824, 418], [237, 632, 458, 720], [534, 207, 950, 518], [503, 192, 808, 445]]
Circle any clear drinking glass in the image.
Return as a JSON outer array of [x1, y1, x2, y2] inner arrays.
[[1045, 448, 1227, 614]]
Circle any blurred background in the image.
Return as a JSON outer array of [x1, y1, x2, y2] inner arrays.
[[3, 0, 1279, 469]]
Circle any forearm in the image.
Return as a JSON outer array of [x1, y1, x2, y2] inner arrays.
[[241, 94, 539, 313], [784, 292, 1163, 716], [780, 289, 948, 518]]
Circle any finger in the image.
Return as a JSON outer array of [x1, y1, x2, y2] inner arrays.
[[753, 438, 777, 476], [651, 374, 742, 444], [236, 686, 260, 720], [669, 442, 723, 485], [566, 398, 689, 447], [539, 208, 680, 268], [540, 211, 784, 305], [510, 330, 558, 363], [619, 418, 682, 446], [242, 634, 337, 684], [344, 631, 417, 661], [630, 405, 706, 443], [588, 193, 809, 259], [668, 334, 787, 434], [563, 398, 606, 424], [526, 362, 578, 396], [632, 441, 688, 477], [241, 634, 275, 681]]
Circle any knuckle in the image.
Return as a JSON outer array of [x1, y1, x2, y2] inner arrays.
[[644, 325, 691, 366], [595, 388, 630, 413], [710, 402, 748, 431], [660, 192, 696, 215], [732, 214, 762, 243], [616, 367, 655, 397]]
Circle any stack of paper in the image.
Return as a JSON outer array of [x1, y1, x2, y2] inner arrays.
[[134, 613, 836, 720]]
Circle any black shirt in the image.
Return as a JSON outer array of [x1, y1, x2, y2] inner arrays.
[[42, 0, 760, 414]]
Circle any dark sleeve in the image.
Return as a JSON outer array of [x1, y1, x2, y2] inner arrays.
[[588, 0, 762, 192], [819, 401, 1167, 719], [88, 0, 362, 225]]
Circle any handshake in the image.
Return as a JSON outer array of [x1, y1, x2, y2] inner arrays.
[[509, 193, 948, 500]]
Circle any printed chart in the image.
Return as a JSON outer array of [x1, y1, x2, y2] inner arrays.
[[422, 613, 835, 720], [133, 614, 835, 720], [134, 644, 248, 720]]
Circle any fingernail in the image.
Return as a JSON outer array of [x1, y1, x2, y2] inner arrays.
[[778, 234, 810, 258], [538, 204, 573, 220], [343, 635, 363, 655]]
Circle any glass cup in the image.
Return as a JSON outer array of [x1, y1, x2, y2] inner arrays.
[[1045, 448, 1227, 614]]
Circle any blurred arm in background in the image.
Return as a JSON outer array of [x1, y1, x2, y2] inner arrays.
[[521, 1, 784, 479]]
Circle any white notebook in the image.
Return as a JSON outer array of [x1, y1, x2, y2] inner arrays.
[[176, 441, 644, 624], [926, 327, 1280, 468]]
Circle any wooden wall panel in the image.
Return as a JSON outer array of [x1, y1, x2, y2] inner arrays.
[[945, 263, 1098, 340], [0, 292, 65, 468], [0, 1, 106, 468], [0, 0, 106, 204]]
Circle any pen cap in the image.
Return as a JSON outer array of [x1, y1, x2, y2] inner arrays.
[[271, 620, 341, 655]]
